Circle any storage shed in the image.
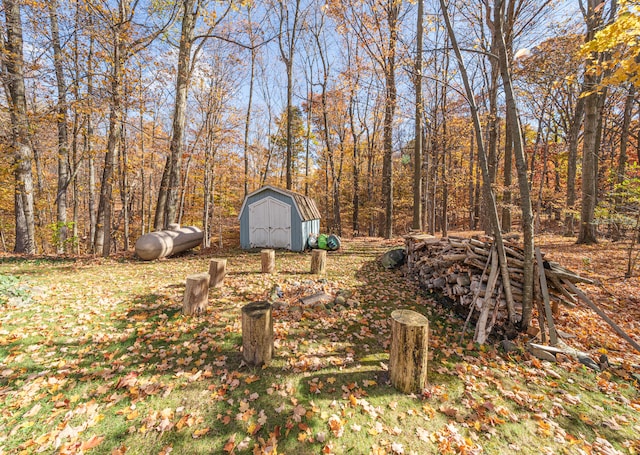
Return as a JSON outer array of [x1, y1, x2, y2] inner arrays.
[[239, 185, 321, 252]]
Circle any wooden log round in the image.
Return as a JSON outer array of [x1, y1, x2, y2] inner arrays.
[[310, 249, 327, 274], [241, 301, 274, 366], [389, 309, 429, 393], [261, 249, 275, 274], [208, 258, 227, 288], [183, 272, 210, 315]]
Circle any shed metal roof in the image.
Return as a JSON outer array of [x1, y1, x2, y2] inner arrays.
[[240, 185, 321, 221]]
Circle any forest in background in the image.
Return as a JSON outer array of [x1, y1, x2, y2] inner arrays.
[[1, 0, 638, 258]]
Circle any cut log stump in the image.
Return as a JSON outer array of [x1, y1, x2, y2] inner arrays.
[[183, 272, 210, 315], [261, 249, 275, 274], [208, 258, 227, 288], [310, 249, 327, 274], [242, 301, 274, 366], [389, 309, 429, 393]]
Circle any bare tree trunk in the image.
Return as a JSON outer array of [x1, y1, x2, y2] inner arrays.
[[277, 0, 302, 190], [501, 113, 513, 232], [243, 5, 256, 197], [535, 131, 551, 230], [349, 91, 361, 233], [86, 27, 97, 251], [577, 0, 612, 244], [2, 0, 36, 254], [177, 155, 192, 226], [120, 115, 130, 250], [154, 160, 170, 230], [162, 0, 198, 228], [49, 0, 70, 254], [413, 0, 424, 231], [469, 130, 475, 230], [564, 95, 584, 235], [483, 30, 500, 235], [382, 2, 399, 239], [94, 25, 123, 257], [71, 2, 83, 253], [614, 84, 636, 209], [440, 36, 450, 237], [494, 0, 535, 329], [139, 65, 147, 235]]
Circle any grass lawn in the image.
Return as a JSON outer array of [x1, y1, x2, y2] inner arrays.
[[1, 234, 639, 454]]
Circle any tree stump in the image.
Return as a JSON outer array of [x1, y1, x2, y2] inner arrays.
[[208, 258, 227, 288], [183, 272, 210, 315], [241, 301, 273, 366], [389, 309, 429, 393], [310, 249, 327, 274], [261, 249, 275, 274]]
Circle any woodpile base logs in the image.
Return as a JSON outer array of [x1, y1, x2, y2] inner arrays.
[[405, 234, 593, 343], [261, 249, 275, 274], [183, 272, 210, 315], [389, 309, 429, 394], [208, 258, 227, 288], [241, 301, 274, 366], [310, 249, 327, 274]]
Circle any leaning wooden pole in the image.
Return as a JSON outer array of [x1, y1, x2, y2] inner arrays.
[[439, 0, 517, 325], [535, 247, 557, 345], [564, 280, 640, 353]]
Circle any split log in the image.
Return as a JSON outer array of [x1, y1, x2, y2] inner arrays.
[[475, 248, 499, 344], [261, 249, 275, 274], [241, 301, 274, 366], [310, 249, 327, 274], [208, 258, 227, 288], [389, 309, 429, 393], [535, 247, 557, 345], [183, 272, 210, 315]]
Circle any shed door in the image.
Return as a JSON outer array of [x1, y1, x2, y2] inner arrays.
[[249, 197, 291, 249]]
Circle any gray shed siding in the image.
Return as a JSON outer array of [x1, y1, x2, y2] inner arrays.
[[301, 219, 321, 249], [239, 187, 320, 252]]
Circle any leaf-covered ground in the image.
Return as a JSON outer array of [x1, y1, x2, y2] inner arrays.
[[1, 234, 639, 455]]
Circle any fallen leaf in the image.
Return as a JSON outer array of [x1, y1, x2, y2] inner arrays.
[[80, 435, 104, 450], [192, 428, 210, 438]]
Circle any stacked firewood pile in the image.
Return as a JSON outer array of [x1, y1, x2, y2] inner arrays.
[[405, 233, 594, 344]]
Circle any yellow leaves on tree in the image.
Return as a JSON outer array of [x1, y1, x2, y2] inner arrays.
[[582, 0, 640, 86]]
